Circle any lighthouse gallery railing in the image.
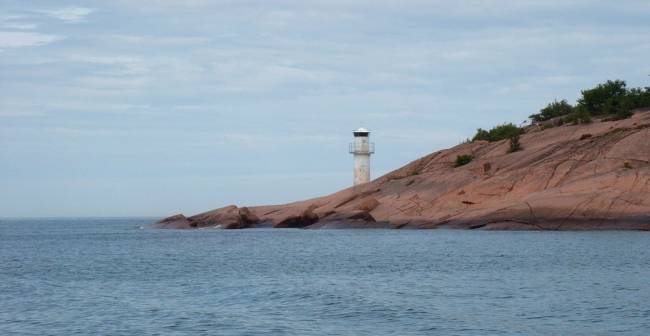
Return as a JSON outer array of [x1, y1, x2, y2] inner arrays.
[[349, 142, 375, 154]]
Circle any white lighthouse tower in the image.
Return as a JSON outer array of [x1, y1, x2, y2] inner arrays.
[[349, 127, 375, 186]]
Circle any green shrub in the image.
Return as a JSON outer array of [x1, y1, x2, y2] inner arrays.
[[626, 87, 650, 109], [561, 109, 592, 125], [472, 129, 490, 141], [476, 80, 649, 150], [576, 109, 593, 123], [455, 154, 474, 167], [577, 80, 628, 116], [489, 123, 522, 141], [613, 109, 633, 120], [530, 80, 650, 126], [508, 134, 522, 153], [572, 80, 650, 120], [472, 123, 522, 142], [530, 99, 574, 122]]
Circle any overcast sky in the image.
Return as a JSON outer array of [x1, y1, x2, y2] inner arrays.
[[1, 1, 649, 217]]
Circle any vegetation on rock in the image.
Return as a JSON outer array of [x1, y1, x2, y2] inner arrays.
[[529, 99, 574, 122], [508, 134, 522, 153], [529, 80, 650, 124], [472, 79, 650, 142], [455, 154, 474, 167], [472, 123, 522, 142]]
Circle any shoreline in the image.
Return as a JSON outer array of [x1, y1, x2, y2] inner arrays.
[[156, 110, 650, 232]]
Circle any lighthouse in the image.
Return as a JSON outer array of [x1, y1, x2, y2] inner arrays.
[[349, 127, 375, 186]]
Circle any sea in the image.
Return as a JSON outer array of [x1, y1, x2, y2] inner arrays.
[[1, 218, 649, 335]]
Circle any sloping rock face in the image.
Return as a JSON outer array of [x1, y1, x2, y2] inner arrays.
[[156, 110, 650, 230], [157, 206, 260, 229]]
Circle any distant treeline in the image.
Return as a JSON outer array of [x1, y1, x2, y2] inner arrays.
[[472, 80, 650, 143]]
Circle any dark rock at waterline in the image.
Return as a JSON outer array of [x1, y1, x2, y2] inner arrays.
[[155, 214, 193, 229]]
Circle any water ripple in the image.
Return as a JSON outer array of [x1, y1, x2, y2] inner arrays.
[[1, 219, 649, 335]]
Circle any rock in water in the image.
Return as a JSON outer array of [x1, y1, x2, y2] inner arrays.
[[155, 214, 192, 229]]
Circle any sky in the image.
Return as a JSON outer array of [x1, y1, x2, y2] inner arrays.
[[1, 1, 649, 217]]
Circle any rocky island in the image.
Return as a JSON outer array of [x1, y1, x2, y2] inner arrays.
[[157, 81, 650, 230], [157, 109, 650, 230]]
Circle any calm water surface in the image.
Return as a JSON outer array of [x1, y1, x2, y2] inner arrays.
[[1, 218, 649, 335]]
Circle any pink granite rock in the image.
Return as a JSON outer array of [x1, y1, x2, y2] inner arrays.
[[158, 110, 650, 230]]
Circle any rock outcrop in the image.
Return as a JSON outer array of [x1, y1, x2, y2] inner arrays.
[[156, 110, 650, 230]]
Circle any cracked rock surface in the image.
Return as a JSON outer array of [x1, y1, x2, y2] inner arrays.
[[156, 110, 650, 230]]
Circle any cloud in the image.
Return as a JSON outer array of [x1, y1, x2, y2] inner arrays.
[[0, 110, 43, 117], [220, 133, 340, 145], [63, 54, 152, 75], [0, 31, 61, 48], [0, 15, 38, 30], [109, 34, 211, 46], [43, 6, 94, 23], [3, 22, 38, 30], [381, 129, 466, 144], [365, 111, 422, 119]]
